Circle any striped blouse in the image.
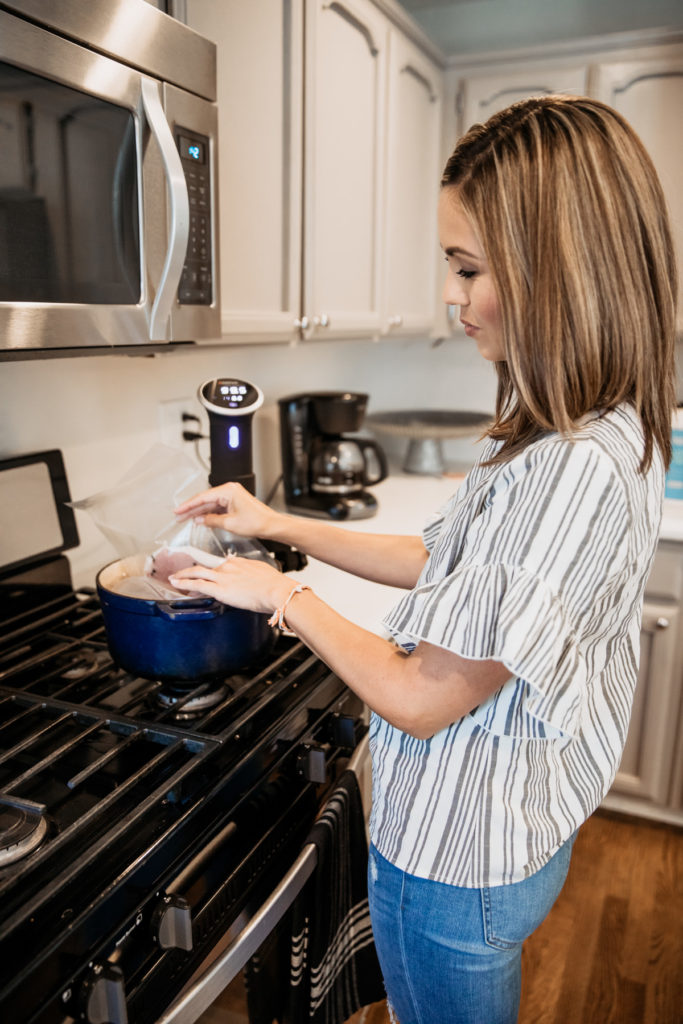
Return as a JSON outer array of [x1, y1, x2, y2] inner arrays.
[[369, 404, 664, 887]]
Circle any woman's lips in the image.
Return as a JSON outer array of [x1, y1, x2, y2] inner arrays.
[[460, 319, 479, 337]]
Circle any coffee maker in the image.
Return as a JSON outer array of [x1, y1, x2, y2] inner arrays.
[[279, 391, 388, 519]]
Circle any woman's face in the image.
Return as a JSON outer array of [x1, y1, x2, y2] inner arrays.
[[437, 188, 505, 362]]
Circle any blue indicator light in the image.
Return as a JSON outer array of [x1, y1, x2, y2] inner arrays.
[[228, 425, 240, 449], [189, 145, 200, 160]]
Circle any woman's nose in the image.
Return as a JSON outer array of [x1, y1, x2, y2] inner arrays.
[[443, 273, 468, 307]]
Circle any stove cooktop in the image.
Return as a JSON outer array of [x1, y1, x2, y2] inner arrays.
[[0, 580, 360, 1024]]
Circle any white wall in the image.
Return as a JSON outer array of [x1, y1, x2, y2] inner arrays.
[[0, 334, 497, 586]]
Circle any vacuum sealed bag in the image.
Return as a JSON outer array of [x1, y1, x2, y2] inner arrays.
[[72, 444, 273, 600], [70, 444, 207, 557]]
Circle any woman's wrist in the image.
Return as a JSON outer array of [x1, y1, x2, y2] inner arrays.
[[265, 510, 302, 546], [268, 581, 312, 637]]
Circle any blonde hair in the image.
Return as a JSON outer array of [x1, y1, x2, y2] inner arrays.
[[442, 95, 677, 470]]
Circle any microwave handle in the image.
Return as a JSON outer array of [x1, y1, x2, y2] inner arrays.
[[140, 78, 190, 340]]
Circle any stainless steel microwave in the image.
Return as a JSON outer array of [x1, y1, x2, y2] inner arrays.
[[0, 0, 220, 355]]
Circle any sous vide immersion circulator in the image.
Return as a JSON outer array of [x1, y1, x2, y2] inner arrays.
[[199, 378, 264, 491]]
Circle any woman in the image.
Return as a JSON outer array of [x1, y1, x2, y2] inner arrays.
[[170, 96, 677, 1023]]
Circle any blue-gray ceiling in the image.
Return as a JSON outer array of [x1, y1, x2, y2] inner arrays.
[[399, 0, 683, 57]]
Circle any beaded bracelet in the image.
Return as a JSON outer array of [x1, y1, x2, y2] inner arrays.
[[268, 583, 311, 637]]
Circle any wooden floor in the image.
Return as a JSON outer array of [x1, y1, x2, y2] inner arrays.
[[345, 810, 683, 1024]]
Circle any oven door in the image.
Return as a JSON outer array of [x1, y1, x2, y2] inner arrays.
[[158, 735, 372, 1024], [0, 9, 220, 352]]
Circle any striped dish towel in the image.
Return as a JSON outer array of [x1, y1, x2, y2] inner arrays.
[[286, 770, 385, 1024]]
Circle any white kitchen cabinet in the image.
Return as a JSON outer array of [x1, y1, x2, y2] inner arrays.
[[456, 63, 589, 137], [593, 54, 683, 328], [186, 0, 444, 344], [605, 539, 683, 825], [302, 0, 388, 341], [184, 0, 304, 343], [381, 28, 442, 338]]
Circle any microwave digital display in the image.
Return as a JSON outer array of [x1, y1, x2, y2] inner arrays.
[[178, 134, 205, 164]]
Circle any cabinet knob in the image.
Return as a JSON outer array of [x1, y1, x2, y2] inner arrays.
[[387, 314, 403, 328], [293, 316, 310, 330], [313, 313, 330, 328], [655, 616, 670, 630]]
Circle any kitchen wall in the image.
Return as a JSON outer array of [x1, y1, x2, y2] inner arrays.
[[0, 333, 497, 587]]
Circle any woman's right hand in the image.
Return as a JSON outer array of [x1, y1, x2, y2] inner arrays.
[[174, 481, 280, 539]]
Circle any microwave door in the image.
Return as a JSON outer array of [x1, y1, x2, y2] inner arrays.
[[0, 10, 190, 351], [113, 119, 141, 306]]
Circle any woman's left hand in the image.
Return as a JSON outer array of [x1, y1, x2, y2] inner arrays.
[[169, 556, 295, 617]]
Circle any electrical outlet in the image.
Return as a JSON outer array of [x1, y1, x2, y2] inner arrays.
[[158, 398, 194, 446]]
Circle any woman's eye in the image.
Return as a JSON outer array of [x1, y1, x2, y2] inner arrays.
[[443, 256, 476, 279]]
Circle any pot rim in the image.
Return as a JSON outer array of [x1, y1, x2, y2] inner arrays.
[[96, 554, 208, 605]]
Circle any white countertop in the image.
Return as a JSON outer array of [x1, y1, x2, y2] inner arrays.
[[282, 472, 683, 632], [278, 473, 461, 633]]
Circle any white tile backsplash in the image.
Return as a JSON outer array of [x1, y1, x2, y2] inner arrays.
[[0, 334, 497, 586]]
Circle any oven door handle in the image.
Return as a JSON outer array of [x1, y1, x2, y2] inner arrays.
[[157, 734, 370, 1024], [158, 844, 318, 1024], [141, 77, 190, 341]]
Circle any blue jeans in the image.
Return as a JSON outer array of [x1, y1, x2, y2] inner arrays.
[[367, 837, 575, 1024]]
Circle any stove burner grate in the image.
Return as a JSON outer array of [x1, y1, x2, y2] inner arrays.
[[155, 681, 229, 718], [0, 574, 362, 1024], [0, 798, 49, 867]]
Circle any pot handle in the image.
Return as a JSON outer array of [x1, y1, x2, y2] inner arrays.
[[156, 600, 224, 621]]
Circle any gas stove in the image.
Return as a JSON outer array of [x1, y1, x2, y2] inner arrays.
[[0, 453, 364, 1024]]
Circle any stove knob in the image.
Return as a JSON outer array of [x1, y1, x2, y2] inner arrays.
[[80, 963, 127, 1024], [295, 743, 327, 783], [152, 894, 193, 951], [330, 713, 358, 749]]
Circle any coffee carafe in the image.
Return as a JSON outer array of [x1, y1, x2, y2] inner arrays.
[[279, 391, 388, 519]]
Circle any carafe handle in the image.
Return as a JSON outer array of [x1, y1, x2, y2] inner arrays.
[[358, 439, 389, 485]]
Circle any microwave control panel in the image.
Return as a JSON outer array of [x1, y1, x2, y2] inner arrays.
[[175, 127, 212, 306]]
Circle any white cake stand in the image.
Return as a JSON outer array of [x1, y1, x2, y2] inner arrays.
[[366, 410, 492, 474]]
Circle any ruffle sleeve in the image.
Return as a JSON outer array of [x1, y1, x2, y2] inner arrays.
[[383, 562, 586, 739]]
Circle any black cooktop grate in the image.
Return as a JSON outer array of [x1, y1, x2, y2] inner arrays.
[[0, 581, 347, 918], [0, 577, 358, 1024], [0, 584, 331, 737]]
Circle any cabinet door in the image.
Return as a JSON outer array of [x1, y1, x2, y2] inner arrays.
[[382, 31, 442, 338], [593, 56, 683, 329], [458, 65, 588, 136], [302, 0, 387, 340], [185, 0, 303, 342], [611, 600, 681, 804]]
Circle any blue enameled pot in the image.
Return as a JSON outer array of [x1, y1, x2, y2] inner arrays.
[[96, 555, 273, 682]]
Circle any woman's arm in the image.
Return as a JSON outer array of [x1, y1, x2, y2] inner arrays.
[[175, 482, 429, 589], [282, 586, 510, 739], [268, 515, 428, 589], [168, 557, 510, 739]]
